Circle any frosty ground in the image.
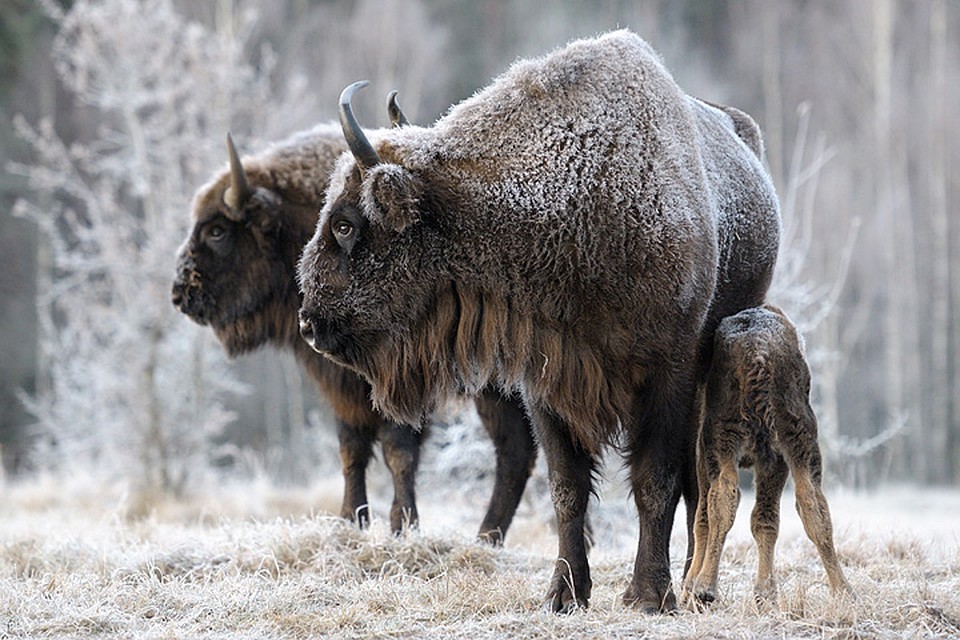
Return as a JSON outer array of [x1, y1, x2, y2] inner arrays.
[[1, 425, 958, 639]]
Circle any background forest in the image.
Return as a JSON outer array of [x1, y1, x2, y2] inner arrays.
[[0, 0, 958, 493]]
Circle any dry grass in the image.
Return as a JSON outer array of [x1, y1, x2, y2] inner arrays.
[[1, 473, 958, 639]]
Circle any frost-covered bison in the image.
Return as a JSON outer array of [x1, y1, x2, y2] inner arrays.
[[683, 305, 851, 606], [297, 30, 780, 613], [171, 122, 536, 542]]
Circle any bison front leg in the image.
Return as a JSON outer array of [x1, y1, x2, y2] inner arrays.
[[379, 422, 424, 534], [337, 420, 376, 528], [474, 388, 537, 545], [527, 403, 594, 613]]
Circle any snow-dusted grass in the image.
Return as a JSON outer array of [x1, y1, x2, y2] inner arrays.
[[2, 466, 958, 639]]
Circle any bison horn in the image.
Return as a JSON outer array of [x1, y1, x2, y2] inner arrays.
[[339, 81, 381, 169], [386, 90, 409, 127], [223, 132, 251, 215]]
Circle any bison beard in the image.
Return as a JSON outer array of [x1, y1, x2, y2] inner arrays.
[[298, 30, 780, 613], [171, 124, 537, 543]]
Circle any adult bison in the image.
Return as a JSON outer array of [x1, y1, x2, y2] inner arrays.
[[172, 120, 536, 542], [298, 30, 779, 613]]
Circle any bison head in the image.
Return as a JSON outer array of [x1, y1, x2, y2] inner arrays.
[[298, 82, 460, 422], [172, 134, 310, 356]]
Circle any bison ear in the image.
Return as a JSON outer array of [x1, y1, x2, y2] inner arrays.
[[249, 187, 283, 232], [361, 164, 423, 233]]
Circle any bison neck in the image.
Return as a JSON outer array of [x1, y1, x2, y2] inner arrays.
[[354, 281, 638, 452]]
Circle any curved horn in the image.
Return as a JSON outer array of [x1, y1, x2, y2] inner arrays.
[[339, 81, 381, 169], [223, 132, 251, 213], [386, 90, 409, 127]]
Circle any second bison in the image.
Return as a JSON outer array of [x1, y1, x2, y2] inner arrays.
[[172, 124, 536, 542]]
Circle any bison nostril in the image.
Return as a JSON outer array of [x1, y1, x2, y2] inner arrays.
[[299, 318, 315, 345], [171, 288, 184, 308]]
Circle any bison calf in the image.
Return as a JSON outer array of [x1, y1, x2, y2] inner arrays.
[[172, 123, 535, 542], [684, 305, 852, 606]]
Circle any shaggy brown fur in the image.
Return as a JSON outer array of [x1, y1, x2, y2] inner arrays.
[[172, 124, 536, 540], [683, 305, 852, 607], [298, 31, 780, 613]]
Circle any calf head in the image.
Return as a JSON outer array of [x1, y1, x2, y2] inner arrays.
[[173, 134, 310, 356]]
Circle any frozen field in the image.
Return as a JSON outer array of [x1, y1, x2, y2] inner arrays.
[[1, 468, 958, 639]]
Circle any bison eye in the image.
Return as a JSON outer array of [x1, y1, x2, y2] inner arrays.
[[203, 222, 233, 255], [332, 219, 358, 253], [334, 220, 354, 239]]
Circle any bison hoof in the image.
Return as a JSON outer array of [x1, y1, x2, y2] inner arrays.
[[753, 579, 777, 608], [622, 583, 679, 614], [542, 561, 591, 614], [342, 505, 371, 529], [695, 588, 716, 604], [678, 582, 705, 612], [477, 529, 505, 546], [389, 510, 418, 537], [836, 583, 857, 600], [541, 591, 586, 615]]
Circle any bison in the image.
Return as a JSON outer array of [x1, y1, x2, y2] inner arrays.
[[297, 30, 780, 613], [171, 119, 536, 543], [683, 305, 852, 606]]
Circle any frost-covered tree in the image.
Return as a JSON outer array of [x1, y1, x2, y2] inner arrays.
[[8, 0, 293, 493]]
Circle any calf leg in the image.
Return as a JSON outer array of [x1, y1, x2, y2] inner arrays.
[[789, 459, 852, 595], [379, 422, 424, 534], [682, 437, 714, 605], [751, 456, 789, 604], [691, 455, 739, 604], [337, 420, 376, 528], [679, 386, 703, 583], [474, 388, 537, 545], [526, 403, 594, 613]]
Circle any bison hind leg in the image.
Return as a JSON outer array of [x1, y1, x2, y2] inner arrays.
[[622, 376, 700, 614], [778, 415, 854, 597], [474, 388, 537, 545], [789, 461, 853, 596], [689, 456, 739, 606], [751, 455, 789, 605]]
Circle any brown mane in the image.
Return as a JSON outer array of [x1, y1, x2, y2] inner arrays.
[[355, 282, 632, 453]]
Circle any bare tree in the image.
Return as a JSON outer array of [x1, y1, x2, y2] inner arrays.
[[8, 0, 289, 494]]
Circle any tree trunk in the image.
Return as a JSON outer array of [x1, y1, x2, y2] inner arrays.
[[872, 0, 912, 478], [927, 0, 953, 483], [760, 3, 784, 187]]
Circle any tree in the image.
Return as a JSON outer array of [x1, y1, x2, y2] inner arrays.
[[7, 0, 287, 494]]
